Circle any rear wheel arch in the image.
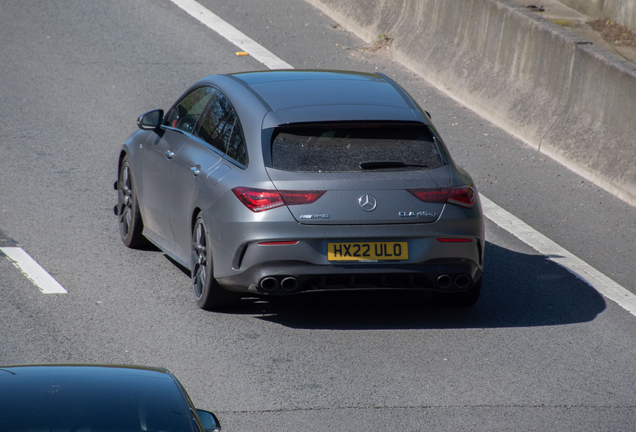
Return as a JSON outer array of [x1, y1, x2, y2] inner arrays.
[[117, 154, 147, 248], [191, 212, 239, 310], [118, 150, 127, 170], [191, 207, 203, 234]]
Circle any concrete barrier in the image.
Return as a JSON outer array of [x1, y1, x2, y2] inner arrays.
[[306, 0, 636, 206]]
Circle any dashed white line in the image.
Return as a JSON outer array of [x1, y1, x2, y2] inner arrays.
[[1, 247, 67, 294], [170, 0, 293, 70], [172, 0, 636, 317]]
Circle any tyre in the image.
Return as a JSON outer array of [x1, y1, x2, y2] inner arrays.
[[433, 277, 482, 307], [191, 215, 239, 311], [117, 155, 146, 248]]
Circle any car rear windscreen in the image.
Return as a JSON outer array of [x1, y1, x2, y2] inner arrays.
[[270, 123, 445, 172]]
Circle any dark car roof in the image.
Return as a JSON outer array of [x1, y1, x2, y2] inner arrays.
[[0, 363, 173, 379], [230, 70, 412, 111], [0, 364, 181, 394]]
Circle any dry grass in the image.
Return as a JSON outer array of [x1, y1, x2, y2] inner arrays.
[[589, 18, 636, 48], [360, 33, 393, 52]]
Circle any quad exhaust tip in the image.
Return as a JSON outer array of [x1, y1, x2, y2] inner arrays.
[[454, 274, 472, 289], [436, 274, 472, 290], [280, 277, 299, 292], [260, 277, 279, 292], [260, 276, 299, 292], [436, 275, 453, 289]]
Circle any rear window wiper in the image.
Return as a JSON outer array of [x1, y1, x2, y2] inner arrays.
[[359, 161, 428, 170]]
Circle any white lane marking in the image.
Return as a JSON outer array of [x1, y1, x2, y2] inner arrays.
[[481, 196, 636, 316], [169, 0, 636, 317], [170, 0, 293, 70], [1, 247, 67, 294]]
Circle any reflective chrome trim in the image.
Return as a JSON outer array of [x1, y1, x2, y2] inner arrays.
[[359, 194, 377, 212]]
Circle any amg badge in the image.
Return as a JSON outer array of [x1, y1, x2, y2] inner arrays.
[[399, 211, 437, 218], [299, 214, 330, 219]]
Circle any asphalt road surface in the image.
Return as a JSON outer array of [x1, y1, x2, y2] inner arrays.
[[1, 1, 636, 430]]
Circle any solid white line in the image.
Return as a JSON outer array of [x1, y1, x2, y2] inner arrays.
[[170, 0, 293, 70], [1, 247, 67, 294], [480, 196, 636, 316], [168, 0, 636, 317]]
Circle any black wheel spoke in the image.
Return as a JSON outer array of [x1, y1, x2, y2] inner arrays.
[[192, 220, 209, 300], [199, 266, 206, 289], [124, 209, 131, 232], [193, 264, 203, 298]]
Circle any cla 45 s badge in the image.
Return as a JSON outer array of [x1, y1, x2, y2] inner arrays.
[[399, 211, 437, 218]]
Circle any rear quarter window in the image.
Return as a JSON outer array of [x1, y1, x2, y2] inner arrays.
[[270, 123, 444, 172]]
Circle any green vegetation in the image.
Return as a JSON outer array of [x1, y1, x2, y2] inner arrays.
[[549, 19, 578, 27]]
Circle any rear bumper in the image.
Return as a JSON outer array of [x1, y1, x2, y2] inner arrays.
[[206, 190, 485, 295], [216, 258, 482, 295]]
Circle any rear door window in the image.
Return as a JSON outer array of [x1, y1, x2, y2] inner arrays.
[[226, 116, 248, 166], [197, 91, 248, 167], [270, 123, 444, 172]]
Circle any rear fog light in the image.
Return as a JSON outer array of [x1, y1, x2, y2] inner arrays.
[[258, 241, 299, 246]]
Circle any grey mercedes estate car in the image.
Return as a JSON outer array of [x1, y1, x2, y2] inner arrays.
[[116, 70, 484, 310]]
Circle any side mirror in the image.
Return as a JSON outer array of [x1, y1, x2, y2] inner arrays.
[[196, 409, 221, 432], [137, 109, 164, 130]]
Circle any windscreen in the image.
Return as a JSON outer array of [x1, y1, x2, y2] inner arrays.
[[270, 123, 445, 173]]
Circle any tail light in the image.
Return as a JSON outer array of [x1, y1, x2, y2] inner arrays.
[[407, 186, 476, 208], [232, 187, 326, 212], [279, 190, 326, 205]]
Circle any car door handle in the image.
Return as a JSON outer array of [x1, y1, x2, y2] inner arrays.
[[164, 150, 175, 160], [190, 167, 201, 177]]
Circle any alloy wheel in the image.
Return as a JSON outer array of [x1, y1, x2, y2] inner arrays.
[[118, 162, 133, 240]]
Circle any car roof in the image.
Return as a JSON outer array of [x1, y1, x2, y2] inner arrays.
[[0, 364, 179, 390], [229, 70, 413, 111], [222, 70, 427, 126], [0, 364, 190, 428]]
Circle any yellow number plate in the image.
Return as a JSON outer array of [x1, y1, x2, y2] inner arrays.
[[327, 242, 408, 261]]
